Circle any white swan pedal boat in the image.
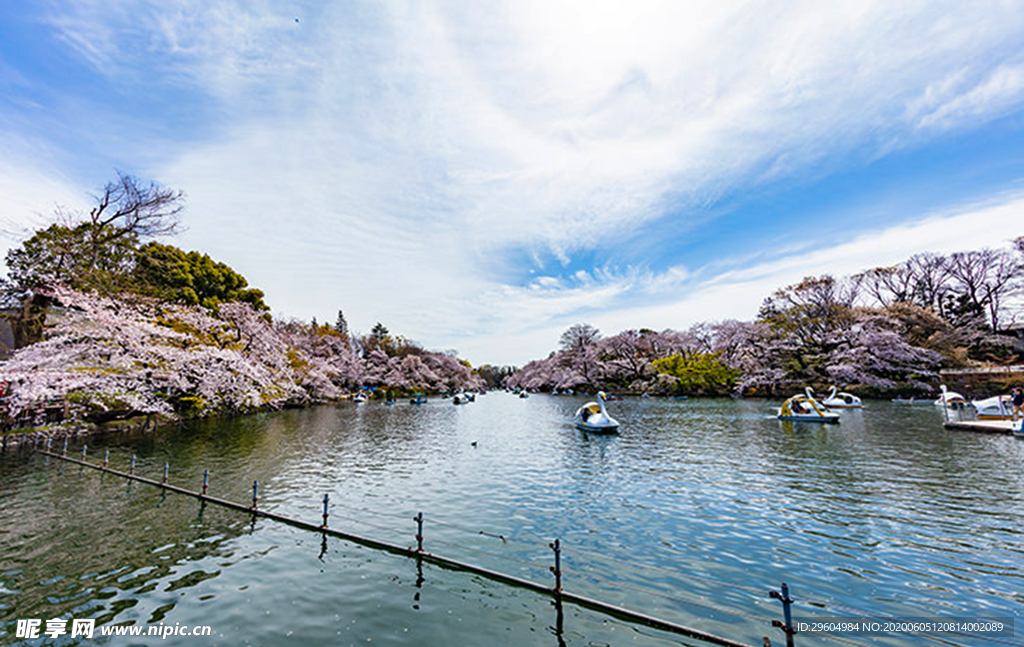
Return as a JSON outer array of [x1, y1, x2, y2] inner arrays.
[[971, 394, 1013, 420], [777, 394, 840, 423], [574, 392, 620, 433], [818, 386, 862, 409], [935, 385, 968, 408]]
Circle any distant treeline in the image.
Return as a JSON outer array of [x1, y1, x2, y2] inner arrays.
[[505, 239, 1024, 397]]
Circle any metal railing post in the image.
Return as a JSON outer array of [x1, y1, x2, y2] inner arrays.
[[770, 582, 796, 647], [549, 539, 562, 595]]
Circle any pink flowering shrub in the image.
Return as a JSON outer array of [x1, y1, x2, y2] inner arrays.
[[0, 286, 482, 425]]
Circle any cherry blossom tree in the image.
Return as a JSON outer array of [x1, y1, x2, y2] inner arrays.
[[560, 323, 600, 351], [824, 311, 943, 391], [710, 319, 793, 395], [1, 287, 335, 424]]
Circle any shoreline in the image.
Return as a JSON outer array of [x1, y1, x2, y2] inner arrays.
[[0, 390, 442, 452], [0, 391, 916, 454]]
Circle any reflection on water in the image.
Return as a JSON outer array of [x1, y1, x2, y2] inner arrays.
[[2, 394, 1022, 646]]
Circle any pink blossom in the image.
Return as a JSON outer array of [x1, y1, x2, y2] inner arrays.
[[1, 287, 482, 424]]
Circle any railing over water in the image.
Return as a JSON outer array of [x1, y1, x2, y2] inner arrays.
[[20, 436, 1019, 647]]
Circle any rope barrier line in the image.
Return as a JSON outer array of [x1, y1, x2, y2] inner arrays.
[[38, 449, 759, 647], [326, 512, 416, 538]]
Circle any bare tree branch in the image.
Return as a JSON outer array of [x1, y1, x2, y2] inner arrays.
[[88, 171, 185, 244]]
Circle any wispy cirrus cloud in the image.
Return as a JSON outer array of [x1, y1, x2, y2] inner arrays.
[[911, 61, 1024, 131]]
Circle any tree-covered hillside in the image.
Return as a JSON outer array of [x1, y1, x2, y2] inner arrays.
[[0, 174, 481, 428]]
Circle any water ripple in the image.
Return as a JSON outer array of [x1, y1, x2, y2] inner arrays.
[[2, 395, 1021, 646]]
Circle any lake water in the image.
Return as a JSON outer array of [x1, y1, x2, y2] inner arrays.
[[1, 394, 1022, 646]]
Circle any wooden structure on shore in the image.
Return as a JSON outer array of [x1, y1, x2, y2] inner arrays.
[[1, 398, 69, 431], [939, 366, 1024, 398]]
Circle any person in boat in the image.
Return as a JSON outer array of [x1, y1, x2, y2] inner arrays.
[[1012, 387, 1024, 421]]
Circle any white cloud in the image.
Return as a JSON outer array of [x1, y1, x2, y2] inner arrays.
[[7, 0, 1024, 365], [912, 62, 1024, 131], [0, 141, 87, 264]]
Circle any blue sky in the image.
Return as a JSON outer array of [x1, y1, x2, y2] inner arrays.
[[2, 1, 1024, 365]]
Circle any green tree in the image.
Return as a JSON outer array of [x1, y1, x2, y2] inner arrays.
[[5, 222, 138, 293], [653, 351, 739, 395], [133, 242, 268, 311], [2, 221, 139, 349], [366, 322, 392, 354], [475, 364, 515, 388]]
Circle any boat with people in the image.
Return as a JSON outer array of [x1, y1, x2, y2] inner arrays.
[[971, 394, 1013, 420], [353, 392, 369, 403], [574, 391, 620, 433], [776, 391, 840, 423], [410, 394, 427, 405], [891, 396, 931, 404], [818, 386, 862, 408], [453, 392, 472, 405]]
